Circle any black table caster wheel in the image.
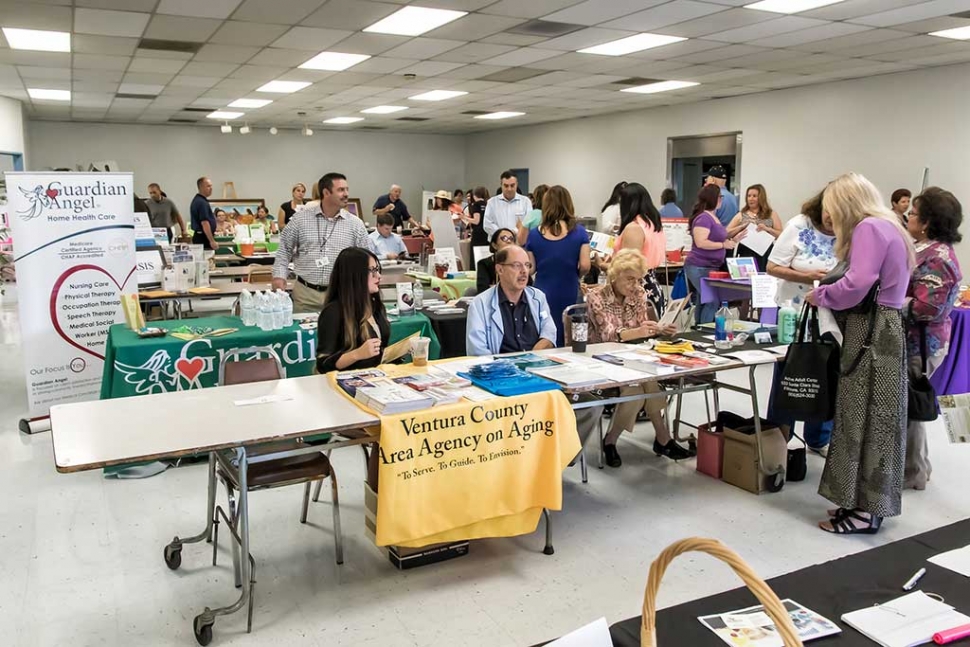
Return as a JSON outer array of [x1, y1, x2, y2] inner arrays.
[[194, 614, 214, 646], [766, 473, 785, 493], [164, 541, 182, 570]]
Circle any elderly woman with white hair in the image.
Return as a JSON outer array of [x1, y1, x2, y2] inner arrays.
[[586, 248, 693, 466], [806, 172, 915, 536]]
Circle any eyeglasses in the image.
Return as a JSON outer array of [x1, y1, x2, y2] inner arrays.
[[499, 262, 533, 272], [498, 235, 514, 243], [367, 266, 382, 276]]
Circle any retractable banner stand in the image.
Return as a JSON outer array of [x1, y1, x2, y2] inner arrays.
[[6, 172, 136, 419]]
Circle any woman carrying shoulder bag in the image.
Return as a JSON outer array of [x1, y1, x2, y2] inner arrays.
[[806, 173, 915, 536]]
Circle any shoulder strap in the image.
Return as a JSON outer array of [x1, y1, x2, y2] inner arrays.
[[840, 305, 878, 377], [920, 322, 928, 375]]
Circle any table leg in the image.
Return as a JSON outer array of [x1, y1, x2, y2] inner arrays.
[[163, 452, 217, 570], [542, 508, 554, 556]]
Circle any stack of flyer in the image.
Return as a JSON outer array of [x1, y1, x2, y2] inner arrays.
[[355, 379, 435, 414], [699, 599, 840, 646]]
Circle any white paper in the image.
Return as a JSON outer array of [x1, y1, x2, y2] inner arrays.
[[234, 223, 250, 241], [250, 226, 266, 242], [233, 394, 294, 406], [662, 218, 691, 251], [723, 350, 780, 365], [740, 223, 775, 257], [928, 545, 970, 577], [751, 274, 779, 309], [473, 245, 492, 267], [545, 618, 612, 647], [841, 591, 970, 647]]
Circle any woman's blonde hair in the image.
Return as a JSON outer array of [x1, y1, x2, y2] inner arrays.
[[608, 248, 647, 283], [823, 172, 915, 267], [292, 182, 307, 196]]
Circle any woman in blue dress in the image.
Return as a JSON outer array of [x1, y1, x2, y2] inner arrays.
[[526, 185, 592, 346]]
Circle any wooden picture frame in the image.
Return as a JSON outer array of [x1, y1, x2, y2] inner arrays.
[[209, 199, 266, 225], [346, 198, 363, 219]]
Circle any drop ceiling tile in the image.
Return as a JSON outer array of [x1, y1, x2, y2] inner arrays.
[[871, 41, 970, 62], [270, 26, 354, 51], [143, 15, 224, 42], [229, 64, 289, 80], [301, 0, 399, 30], [717, 48, 804, 69], [21, 78, 70, 90], [382, 38, 466, 60], [687, 67, 762, 81], [71, 69, 124, 83], [425, 14, 525, 41], [396, 60, 466, 77], [834, 34, 940, 57], [766, 53, 845, 72], [0, 1, 73, 31], [231, 0, 328, 24], [542, 0, 668, 26], [331, 33, 411, 56], [150, 95, 192, 107], [478, 32, 549, 47], [480, 46, 563, 66], [122, 72, 176, 85], [662, 8, 777, 38], [111, 97, 152, 108], [533, 27, 636, 51], [193, 44, 261, 63], [789, 28, 912, 53], [17, 65, 70, 79], [72, 35, 139, 56], [892, 16, 970, 33], [246, 48, 311, 66], [848, 0, 970, 27], [0, 51, 70, 67], [600, 0, 727, 31], [626, 38, 724, 60], [74, 8, 151, 37], [756, 22, 872, 48], [134, 48, 194, 61], [479, 0, 587, 20], [276, 68, 334, 82], [118, 82, 165, 95], [670, 43, 767, 64], [71, 54, 131, 71], [350, 56, 418, 74], [180, 61, 240, 77], [156, 0, 243, 19], [706, 16, 830, 43], [432, 43, 518, 64], [127, 57, 188, 73], [210, 21, 290, 47], [72, 92, 114, 107], [802, 0, 931, 21], [906, 49, 970, 65], [435, 63, 509, 79], [214, 78, 261, 91], [77, 0, 156, 11], [160, 82, 206, 94]]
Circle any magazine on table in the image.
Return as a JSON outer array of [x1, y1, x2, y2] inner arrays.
[[498, 352, 565, 371], [699, 599, 840, 647]]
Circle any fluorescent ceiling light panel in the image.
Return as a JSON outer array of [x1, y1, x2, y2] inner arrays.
[[324, 117, 364, 124], [361, 105, 408, 114], [409, 90, 467, 101], [930, 26, 970, 40], [28, 88, 70, 101], [257, 80, 311, 93], [474, 111, 525, 120], [364, 6, 467, 37], [621, 80, 699, 94], [744, 0, 845, 13], [299, 51, 370, 71], [207, 110, 243, 119], [2, 28, 70, 52], [579, 33, 686, 56], [228, 98, 272, 108]]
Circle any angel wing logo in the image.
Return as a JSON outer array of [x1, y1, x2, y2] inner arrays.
[[115, 350, 180, 395], [17, 185, 52, 221]]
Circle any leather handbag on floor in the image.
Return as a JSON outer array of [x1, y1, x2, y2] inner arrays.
[[908, 323, 938, 422], [774, 304, 840, 423]]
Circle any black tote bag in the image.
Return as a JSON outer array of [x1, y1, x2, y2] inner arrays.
[[908, 323, 938, 422], [773, 303, 840, 423]]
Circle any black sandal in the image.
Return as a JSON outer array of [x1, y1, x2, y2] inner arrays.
[[820, 509, 882, 535]]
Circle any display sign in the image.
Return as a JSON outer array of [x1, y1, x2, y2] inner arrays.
[[6, 171, 136, 417]]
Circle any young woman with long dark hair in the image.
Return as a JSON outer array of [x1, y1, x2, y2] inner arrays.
[[612, 182, 667, 315]]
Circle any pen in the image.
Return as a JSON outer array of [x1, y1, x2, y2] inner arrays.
[[902, 567, 926, 591]]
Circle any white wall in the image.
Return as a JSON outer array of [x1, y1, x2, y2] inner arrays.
[[25, 122, 465, 224], [464, 62, 970, 271], [0, 95, 26, 159]]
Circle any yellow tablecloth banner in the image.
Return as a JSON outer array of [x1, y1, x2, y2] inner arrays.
[[329, 365, 579, 548]]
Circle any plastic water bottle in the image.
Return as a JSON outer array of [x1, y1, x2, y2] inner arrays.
[[778, 300, 797, 344], [413, 281, 424, 309], [257, 292, 271, 331], [279, 290, 293, 327], [271, 291, 283, 330], [714, 301, 734, 349], [240, 289, 255, 326]]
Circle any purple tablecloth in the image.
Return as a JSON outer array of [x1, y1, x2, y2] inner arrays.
[[930, 305, 970, 396]]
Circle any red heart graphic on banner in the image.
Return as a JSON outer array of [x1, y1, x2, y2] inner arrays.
[[175, 357, 204, 382], [49, 264, 136, 361], [46, 188, 59, 199]]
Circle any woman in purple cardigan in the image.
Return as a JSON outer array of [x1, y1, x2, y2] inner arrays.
[[806, 173, 915, 535]]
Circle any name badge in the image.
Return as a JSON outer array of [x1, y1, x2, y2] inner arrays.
[[315, 257, 329, 269]]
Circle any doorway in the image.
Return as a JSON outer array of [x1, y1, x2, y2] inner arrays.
[[666, 133, 742, 214], [508, 168, 529, 196]]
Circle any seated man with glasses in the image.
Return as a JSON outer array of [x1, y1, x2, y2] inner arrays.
[[466, 245, 556, 356]]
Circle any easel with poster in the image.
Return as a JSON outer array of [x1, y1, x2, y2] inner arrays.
[[662, 217, 692, 253], [427, 210, 461, 271]]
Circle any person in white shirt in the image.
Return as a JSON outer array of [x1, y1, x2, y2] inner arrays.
[[483, 170, 532, 237], [369, 213, 408, 259]]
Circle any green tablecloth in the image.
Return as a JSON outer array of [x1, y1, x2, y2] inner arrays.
[[101, 313, 440, 399]]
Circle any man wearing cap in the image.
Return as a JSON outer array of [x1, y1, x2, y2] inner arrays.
[[483, 170, 532, 237], [372, 184, 412, 230], [705, 165, 739, 227]]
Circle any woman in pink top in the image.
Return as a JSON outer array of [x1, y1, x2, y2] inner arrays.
[[613, 182, 667, 315]]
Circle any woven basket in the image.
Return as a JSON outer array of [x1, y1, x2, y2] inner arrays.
[[640, 537, 804, 647]]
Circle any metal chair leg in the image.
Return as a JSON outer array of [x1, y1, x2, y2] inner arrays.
[[579, 448, 588, 484], [542, 509, 554, 555], [597, 417, 605, 469], [222, 478, 242, 589], [312, 478, 323, 503], [300, 482, 311, 523], [330, 471, 344, 565]]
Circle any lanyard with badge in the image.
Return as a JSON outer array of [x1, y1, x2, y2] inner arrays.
[[314, 213, 339, 268]]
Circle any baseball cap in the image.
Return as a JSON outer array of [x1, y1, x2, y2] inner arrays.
[[706, 165, 727, 180]]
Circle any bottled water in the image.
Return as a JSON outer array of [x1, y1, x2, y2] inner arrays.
[[714, 301, 735, 350], [279, 290, 293, 326], [413, 281, 424, 309], [240, 289, 255, 326], [257, 292, 271, 331], [273, 290, 286, 329]]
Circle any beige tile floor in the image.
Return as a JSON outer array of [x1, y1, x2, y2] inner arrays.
[[1, 285, 967, 646]]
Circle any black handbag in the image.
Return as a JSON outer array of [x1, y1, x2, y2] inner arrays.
[[774, 303, 840, 423], [908, 323, 939, 422], [820, 261, 881, 315]]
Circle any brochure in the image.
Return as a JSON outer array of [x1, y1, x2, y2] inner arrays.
[[699, 599, 840, 647]]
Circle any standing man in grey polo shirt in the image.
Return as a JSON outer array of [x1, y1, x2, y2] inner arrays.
[[272, 172, 376, 313], [483, 170, 532, 238], [146, 183, 186, 242]]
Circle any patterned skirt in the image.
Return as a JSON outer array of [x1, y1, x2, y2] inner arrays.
[[818, 306, 908, 517]]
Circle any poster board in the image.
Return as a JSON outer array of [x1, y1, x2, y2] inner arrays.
[[421, 190, 437, 227], [428, 210, 460, 258], [5, 171, 136, 417], [662, 217, 692, 251]]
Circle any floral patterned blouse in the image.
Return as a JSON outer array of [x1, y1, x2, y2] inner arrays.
[[767, 214, 837, 306], [906, 240, 963, 359], [586, 282, 651, 343]]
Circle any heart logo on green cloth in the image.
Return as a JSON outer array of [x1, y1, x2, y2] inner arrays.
[[175, 357, 205, 382]]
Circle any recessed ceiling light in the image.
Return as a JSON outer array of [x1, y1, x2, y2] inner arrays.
[[361, 105, 408, 114], [2, 27, 70, 52], [744, 0, 845, 13], [364, 6, 467, 37], [299, 51, 370, 71], [207, 111, 244, 119], [930, 25, 970, 40], [621, 80, 699, 94], [257, 80, 311, 94], [229, 98, 272, 109], [324, 117, 364, 124], [579, 33, 686, 56], [409, 90, 468, 102], [27, 88, 70, 101], [474, 111, 525, 120]]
